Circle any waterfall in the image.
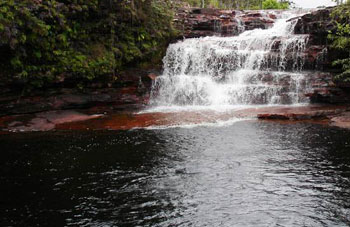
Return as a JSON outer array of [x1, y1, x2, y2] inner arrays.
[[150, 11, 311, 109]]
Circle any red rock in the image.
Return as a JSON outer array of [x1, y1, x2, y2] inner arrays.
[[268, 14, 277, 20], [330, 112, 350, 129], [256, 105, 349, 120], [242, 13, 263, 18], [37, 110, 101, 125], [148, 73, 158, 80], [175, 9, 281, 38], [4, 110, 102, 132], [2, 105, 350, 132], [257, 113, 289, 120]]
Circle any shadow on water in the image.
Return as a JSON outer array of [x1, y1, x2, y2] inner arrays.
[[0, 130, 180, 226], [0, 122, 350, 226]]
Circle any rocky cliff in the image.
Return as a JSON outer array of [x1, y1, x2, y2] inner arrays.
[[174, 8, 276, 38], [293, 8, 350, 103]]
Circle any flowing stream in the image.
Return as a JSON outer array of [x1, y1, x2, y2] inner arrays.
[[150, 11, 311, 111]]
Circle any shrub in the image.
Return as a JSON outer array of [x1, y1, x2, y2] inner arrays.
[[262, 0, 289, 9], [328, 3, 350, 81], [0, 0, 176, 88]]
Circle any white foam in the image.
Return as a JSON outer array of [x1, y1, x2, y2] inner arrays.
[[139, 103, 308, 114], [138, 117, 250, 130]]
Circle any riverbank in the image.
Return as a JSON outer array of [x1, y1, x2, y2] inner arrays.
[[1, 105, 350, 133]]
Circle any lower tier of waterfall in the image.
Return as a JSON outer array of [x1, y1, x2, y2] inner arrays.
[[150, 10, 313, 110]]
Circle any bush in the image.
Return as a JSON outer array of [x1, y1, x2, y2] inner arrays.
[[0, 0, 176, 88], [328, 3, 350, 81], [262, 0, 289, 9]]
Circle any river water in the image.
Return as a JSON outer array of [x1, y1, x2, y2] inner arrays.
[[1, 121, 350, 226]]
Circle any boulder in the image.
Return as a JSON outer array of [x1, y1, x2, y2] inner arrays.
[[294, 8, 335, 37], [330, 112, 350, 128]]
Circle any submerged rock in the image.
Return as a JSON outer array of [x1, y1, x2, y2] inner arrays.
[[331, 112, 350, 129], [5, 110, 102, 132]]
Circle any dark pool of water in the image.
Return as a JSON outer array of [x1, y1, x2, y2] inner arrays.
[[1, 121, 350, 226]]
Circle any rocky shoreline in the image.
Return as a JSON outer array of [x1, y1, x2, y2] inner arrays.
[[0, 104, 350, 133], [0, 69, 157, 116]]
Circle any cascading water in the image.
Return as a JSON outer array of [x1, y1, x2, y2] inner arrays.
[[150, 10, 311, 110]]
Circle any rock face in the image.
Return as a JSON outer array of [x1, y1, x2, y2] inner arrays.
[[294, 8, 335, 37], [293, 7, 350, 103], [0, 69, 157, 116], [175, 8, 278, 38]]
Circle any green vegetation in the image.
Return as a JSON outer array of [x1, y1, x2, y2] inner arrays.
[[262, 0, 289, 9], [0, 0, 176, 88], [328, 2, 350, 81]]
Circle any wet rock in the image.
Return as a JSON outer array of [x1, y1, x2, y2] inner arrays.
[[2, 105, 350, 132], [175, 168, 187, 174], [268, 13, 277, 20], [9, 118, 55, 132], [175, 8, 277, 38], [5, 110, 102, 132], [257, 106, 348, 120], [294, 8, 335, 37], [305, 72, 350, 104], [241, 15, 275, 30], [37, 110, 101, 125], [258, 113, 290, 120], [147, 73, 158, 81], [330, 112, 350, 129], [0, 69, 154, 116]]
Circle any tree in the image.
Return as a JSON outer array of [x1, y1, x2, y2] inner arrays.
[[262, 0, 289, 9], [0, 0, 176, 89], [181, 0, 266, 9], [328, 2, 350, 81]]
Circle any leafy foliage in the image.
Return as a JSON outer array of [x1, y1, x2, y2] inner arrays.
[[262, 0, 289, 9], [328, 3, 350, 81], [0, 0, 176, 88]]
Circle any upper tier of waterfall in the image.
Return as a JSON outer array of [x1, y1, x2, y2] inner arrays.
[[150, 10, 312, 109]]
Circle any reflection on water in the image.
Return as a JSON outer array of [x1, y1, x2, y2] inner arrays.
[[1, 122, 350, 226]]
